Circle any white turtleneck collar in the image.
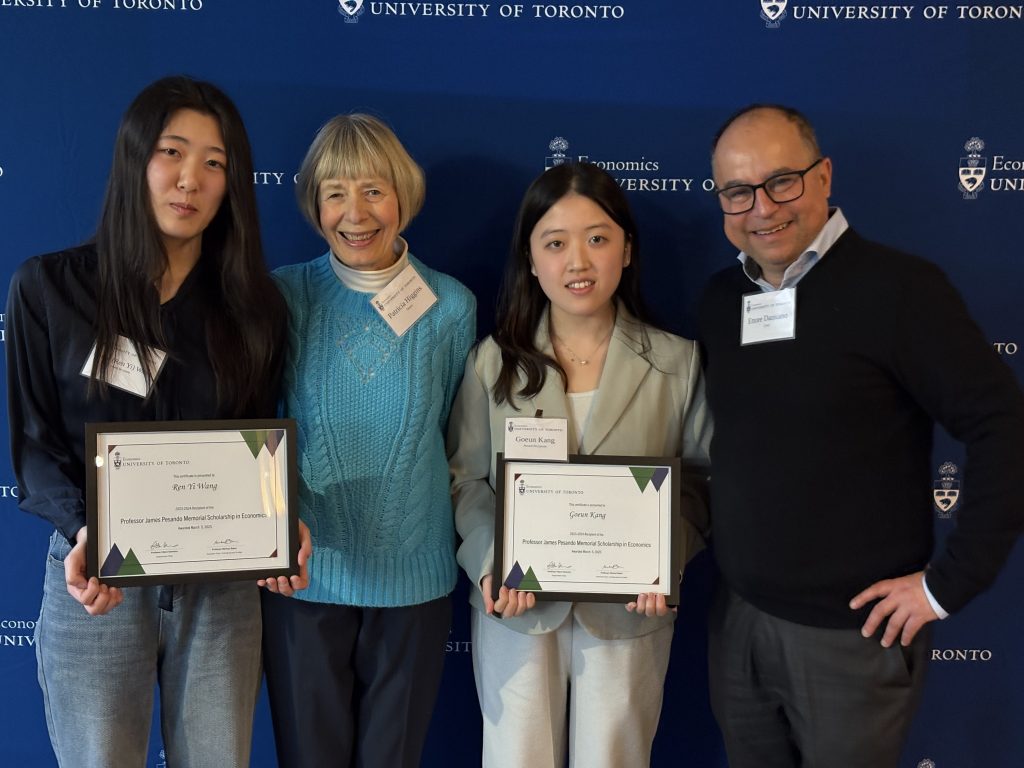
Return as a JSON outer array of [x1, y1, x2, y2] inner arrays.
[[329, 236, 410, 293]]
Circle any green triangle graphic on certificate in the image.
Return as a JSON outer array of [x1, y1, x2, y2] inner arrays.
[[117, 549, 146, 576], [629, 466, 657, 492], [518, 566, 542, 591], [241, 430, 270, 460]]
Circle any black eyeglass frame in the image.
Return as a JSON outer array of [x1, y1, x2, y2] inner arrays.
[[715, 157, 826, 215]]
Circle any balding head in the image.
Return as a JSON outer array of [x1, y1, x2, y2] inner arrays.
[[711, 106, 832, 288]]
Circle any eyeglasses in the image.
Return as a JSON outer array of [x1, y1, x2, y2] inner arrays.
[[716, 158, 825, 215]]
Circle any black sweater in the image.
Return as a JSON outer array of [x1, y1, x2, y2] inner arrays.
[[698, 229, 1024, 628]]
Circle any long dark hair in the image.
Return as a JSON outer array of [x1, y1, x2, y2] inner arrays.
[[92, 75, 284, 417], [492, 162, 653, 406]]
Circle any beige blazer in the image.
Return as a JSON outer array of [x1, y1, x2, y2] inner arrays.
[[447, 306, 711, 640]]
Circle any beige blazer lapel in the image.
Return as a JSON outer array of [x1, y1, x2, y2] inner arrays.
[[579, 309, 651, 454]]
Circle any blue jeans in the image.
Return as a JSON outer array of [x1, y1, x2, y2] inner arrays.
[[35, 531, 262, 768]]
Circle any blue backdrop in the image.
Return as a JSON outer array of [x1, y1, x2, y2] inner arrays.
[[1, 2, 1022, 766]]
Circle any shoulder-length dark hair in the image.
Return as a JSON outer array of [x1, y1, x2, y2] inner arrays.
[[92, 75, 284, 417], [492, 162, 652, 406]]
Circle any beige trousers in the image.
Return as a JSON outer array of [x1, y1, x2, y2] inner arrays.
[[472, 607, 674, 768]]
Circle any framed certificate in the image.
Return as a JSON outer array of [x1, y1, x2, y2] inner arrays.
[[494, 454, 681, 604], [85, 419, 299, 586]]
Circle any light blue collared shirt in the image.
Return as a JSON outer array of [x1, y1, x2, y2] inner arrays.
[[734, 206, 949, 619], [739, 207, 849, 292]]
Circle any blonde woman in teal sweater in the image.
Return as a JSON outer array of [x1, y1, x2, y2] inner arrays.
[[261, 114, 475, 768]]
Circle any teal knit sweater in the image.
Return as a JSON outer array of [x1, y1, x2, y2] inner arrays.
[[274, 252, 475, 607]]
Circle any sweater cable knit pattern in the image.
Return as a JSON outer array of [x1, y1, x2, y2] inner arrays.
[[274, 252, 475, 607]]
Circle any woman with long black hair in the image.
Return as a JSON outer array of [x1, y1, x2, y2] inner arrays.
[[6, 75, 301, 768]]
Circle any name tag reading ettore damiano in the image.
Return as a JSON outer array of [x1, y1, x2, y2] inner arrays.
[[741, 287, 797, 345], [371, 263, 438, 337]]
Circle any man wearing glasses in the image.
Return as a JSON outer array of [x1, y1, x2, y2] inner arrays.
[[698, 104, 1024, 768]]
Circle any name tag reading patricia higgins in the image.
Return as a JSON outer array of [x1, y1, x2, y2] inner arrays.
[[80, 335, 167, 398], [741, 288, 797, 345], [503, 417, 569, 461], [371, 263, 438, 337]]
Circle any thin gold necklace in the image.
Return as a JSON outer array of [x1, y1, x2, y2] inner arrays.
[[552, 326, 614, 366]]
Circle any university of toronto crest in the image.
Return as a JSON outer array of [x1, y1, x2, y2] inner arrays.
[[546, 137, 570, 170], [761, 0, 787, 27], [958, 137, 986, 199], [933, 461, 960, 518], [338, 0, 364, 23]]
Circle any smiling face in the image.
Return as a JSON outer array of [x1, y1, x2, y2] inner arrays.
[[318, 176, 401, 271], [146, 108, 228, 259], [528, 192, 630, 325], [712, 108, 832, 286]]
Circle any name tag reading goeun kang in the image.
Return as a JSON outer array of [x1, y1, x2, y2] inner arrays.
[[741, 287, 797, 345], [371, 263, 438, 337], [503, 417, 569, 461]]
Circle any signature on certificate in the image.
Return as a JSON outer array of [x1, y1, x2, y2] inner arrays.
[[150, 541, 180, 551], [546, 560, 575, 575], [212, 538, 238, 546]]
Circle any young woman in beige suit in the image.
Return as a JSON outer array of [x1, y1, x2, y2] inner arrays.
[[448, 162, 711, 768]]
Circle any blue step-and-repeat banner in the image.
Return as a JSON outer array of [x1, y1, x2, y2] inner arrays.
[[1, 2, 1022, 766]]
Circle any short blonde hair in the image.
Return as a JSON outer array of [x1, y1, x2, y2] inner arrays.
[[296, 113, 425, 234]]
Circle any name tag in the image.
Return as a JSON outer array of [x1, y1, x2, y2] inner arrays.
[[503, 417, 568, 461], [371, 263, 438, 337], [80, 335, 167, 398], [740, 288, 797, 345]]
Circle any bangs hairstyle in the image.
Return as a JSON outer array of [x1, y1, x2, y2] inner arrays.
[[491, 162, 654, 406], [296, 113, 425, 234]]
